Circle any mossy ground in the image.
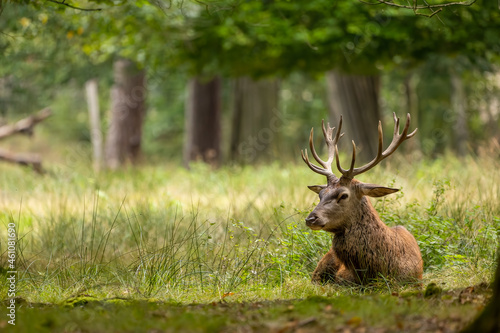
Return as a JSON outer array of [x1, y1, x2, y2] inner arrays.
[[1, 283, 491, 333]]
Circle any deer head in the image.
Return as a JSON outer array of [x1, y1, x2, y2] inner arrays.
[[302, 113, 417, 233]]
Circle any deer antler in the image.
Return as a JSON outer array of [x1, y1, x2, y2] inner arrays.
[[301, 117, 343, 181], [335, 113, 417, 180]]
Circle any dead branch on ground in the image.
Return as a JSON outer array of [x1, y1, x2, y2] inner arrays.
[[0, 148, 43, 173], [0, 108, 52, 140], [0, 108, 52, 173]]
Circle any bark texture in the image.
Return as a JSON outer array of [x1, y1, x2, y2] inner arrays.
[[105, 59, 146, 170], [183, 77, 221, 167], [230, 77, 280, 163], [325, 71, 381, 161]]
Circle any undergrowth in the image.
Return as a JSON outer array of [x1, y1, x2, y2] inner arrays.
[[0, 154, 499, 304]]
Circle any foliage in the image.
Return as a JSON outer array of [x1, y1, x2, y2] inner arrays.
[[174, 0, 404, 77], [379, 178, 499, 272], [2, 0, 500, 158], [5, 0, 500, 82], [168, 0, 500, 78], [0, 2, 113, 118]]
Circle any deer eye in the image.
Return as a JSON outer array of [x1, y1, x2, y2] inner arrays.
[[337, 193, 349, 202]]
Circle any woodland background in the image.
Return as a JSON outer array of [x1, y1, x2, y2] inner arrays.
[[0, 1, 500, 332], [1, 0, 500, 168]]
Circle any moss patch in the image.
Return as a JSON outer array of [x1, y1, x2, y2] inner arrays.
[[2, 285, 492, 333]]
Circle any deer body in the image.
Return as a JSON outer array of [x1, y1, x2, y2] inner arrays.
[[302, 114, 423, 285], [311, 193, 422, 284]]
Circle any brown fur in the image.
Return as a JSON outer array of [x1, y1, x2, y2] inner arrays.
[[306, 178, 423, 285]]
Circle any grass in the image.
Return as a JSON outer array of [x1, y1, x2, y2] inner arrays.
[[0, 151, 498, 331]]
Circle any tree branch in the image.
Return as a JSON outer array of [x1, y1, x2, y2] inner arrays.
[[46, 0, 102, 12], [0, 148, 43, 173], [0, 108, 52, 141], [360, 0, 477, 10]]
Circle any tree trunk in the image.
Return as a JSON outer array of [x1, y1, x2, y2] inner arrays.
[[230, 77, 280, 163], [85, 79, 103, 172], [481, 72, 500, 155], [461, 251, 500, 333], [325, 70, 381, 161], [183, 76, 221, 167], [404, 72, 421, 154], [450, 70, 468, 157], [105, 59, 146, 170]]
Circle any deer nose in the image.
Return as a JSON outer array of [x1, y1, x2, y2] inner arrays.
[[305, 214, 318, 226]]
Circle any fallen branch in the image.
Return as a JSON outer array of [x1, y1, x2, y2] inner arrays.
[[0, 148, 43, 174], [0, 108, 52, 140], [0, 107, 52, 173]]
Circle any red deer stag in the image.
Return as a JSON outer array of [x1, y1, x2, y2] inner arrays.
[[301, 113, 423, 285]]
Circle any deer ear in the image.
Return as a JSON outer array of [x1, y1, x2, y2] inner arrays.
[[308, 185, 326, 194], [360, 183, 399, 198]]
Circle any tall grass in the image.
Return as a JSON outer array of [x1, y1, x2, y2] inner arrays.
[[0, 153, 499, 304]]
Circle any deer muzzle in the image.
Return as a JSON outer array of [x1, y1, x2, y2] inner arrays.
[[305, 213, 324, 230]]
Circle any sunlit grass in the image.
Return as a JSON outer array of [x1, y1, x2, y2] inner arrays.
[[0, 152, 498, 305]]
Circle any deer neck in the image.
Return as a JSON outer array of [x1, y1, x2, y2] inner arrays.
[[339, 196, 388, 237], [332, 196, 395, 283]]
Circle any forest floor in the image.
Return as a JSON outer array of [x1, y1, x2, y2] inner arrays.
[[1, 283, 492, 333]]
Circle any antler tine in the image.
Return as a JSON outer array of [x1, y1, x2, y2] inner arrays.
[[309, 128, 328, 169], [301, 149, 333, 176], [309, 124, 332, 170], [348, 140, 356, 174], [402, 113, 417, 138], [334, 145, 344, 174], [377, 120, 384, 159], [301, 117, 344, 181], [393, 113, 400, 137], [335, 139, 358, 177], [330, 117, 344, 139], [325, 117, 344, 163], [336, 113, 417, 179], [381, 113, 413, 156], [334, 116, 344, 144], [323, 120, 338, 165]]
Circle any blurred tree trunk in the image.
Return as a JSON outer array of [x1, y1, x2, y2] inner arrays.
[[461, 252, 500, 333], [183, 76, 221, 167], [482, 72, 500, 154], [450, 70, 468, 156], [404, 72, 421, 154], [325, 70, 380, 161], [230, 77, 280, 163], [105, 59, 146, 170], [85, 78, 103, 172]]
